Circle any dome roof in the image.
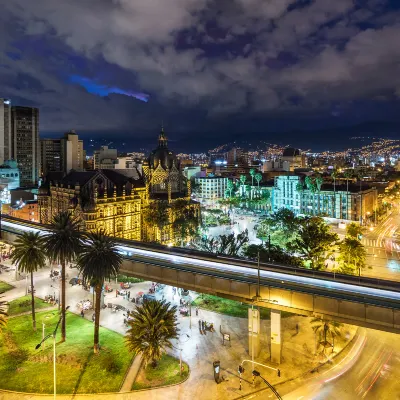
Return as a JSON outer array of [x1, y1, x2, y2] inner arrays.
[[148, 128, 178, 170], [282, 147, 301, 157], [149, 147, 176, 170]]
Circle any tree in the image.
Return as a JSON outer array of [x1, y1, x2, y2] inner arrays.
[[239, 175, 247, 196], [227, 179, 235, 197], [255, 173, 262, 190], [289, 217, 338, 270], [249, 168, 256, 186], [0, 297, 7, 332], [337, 237, 367, 275], [243, 244, 303, 267], [43, 211, 83, 342], [76, 231, 122, 353], [311, 317, 342, 353], [11, 232, 46, 331], [125, 300, 179, 368], [195, 230, 249, 256], [144, 201, 170, 242], [346, 222, 365, 240], [171, 200, 199, 246]]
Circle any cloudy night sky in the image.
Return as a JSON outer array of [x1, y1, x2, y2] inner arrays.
[[1, 0, 400, 151]]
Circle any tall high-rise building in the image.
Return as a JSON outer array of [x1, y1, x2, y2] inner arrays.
[[40, 130, 84, 176], [94, 145, 118, 169], [11, 106, 40, 186], [0, 98, 12, 164]]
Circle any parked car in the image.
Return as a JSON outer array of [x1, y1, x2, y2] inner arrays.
[[143, 294, 156, 302]]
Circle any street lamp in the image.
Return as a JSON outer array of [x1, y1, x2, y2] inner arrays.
[[174, 333, 190, 376], [252, 370, 282, 399], [35, 306, 70, 400]]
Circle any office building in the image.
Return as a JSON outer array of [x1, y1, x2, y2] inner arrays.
[[194, 176, 229, 201], [11, 106, 40, 186], [40, 130, 84, 176], [0, 99, 12, 164], [94, 146, 118, 169], [273, 175, 377, 223]]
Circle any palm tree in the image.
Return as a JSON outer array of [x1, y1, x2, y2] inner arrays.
[[239, 175, 247, 197], [76, 231, 122, 353], [338, 237, 367, 275], [311, 317, 342, 353], [43, 211, 83, 342], [344, 170, 353, 220], [249, 168, 256, 186], [10, 232, 46, 331], [0, 297, 7, 332], [227, 180, 235, 198], [255, 173, 262, 191], [125, 300, 179, 368]]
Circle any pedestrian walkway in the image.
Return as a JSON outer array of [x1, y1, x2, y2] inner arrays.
[[120, 355, 143, 392]]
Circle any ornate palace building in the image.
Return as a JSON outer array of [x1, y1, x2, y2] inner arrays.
[[38, 128, 200, 244], [38, 169, 146, 240]]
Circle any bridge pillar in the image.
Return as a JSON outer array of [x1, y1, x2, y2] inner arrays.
[[270, 309, 281, 364], [248, 308, 260, 358]]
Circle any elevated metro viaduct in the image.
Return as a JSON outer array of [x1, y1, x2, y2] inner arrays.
[[2, 216, 400, 363]]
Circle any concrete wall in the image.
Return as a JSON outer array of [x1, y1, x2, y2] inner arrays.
[[120, 259, 400, 334]]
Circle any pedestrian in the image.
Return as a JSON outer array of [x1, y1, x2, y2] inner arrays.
[[196, 307, 199, 316], [296, 323, 299, 334], [80, 310, 84, 318], [198, 320, 201, 331], [201, 320, 205, 331], [128, 291, 131, 300]]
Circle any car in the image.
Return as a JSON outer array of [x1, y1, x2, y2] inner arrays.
[[143, 294, 156, 302]]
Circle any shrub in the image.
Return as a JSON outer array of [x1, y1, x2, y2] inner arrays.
[[102, 354, 121, 374], [5, 349, 29, 371]]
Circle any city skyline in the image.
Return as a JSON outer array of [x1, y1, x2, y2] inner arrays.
[[1, 1, 400, 147]]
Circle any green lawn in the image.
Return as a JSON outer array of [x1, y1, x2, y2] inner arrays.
[[0, 310, 133, 394], [117, 275, 145, 284], [0, 280, 14, 294], [132, 354, 189, 390], [7, 296, 53, 316], [193, 294, 292, 319]]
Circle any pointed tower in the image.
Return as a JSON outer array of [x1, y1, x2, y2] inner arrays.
[[158, 125, 168, 148]]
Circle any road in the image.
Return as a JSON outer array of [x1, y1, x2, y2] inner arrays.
[[278, 328, 400, 400], [362, 209, 400, 281]]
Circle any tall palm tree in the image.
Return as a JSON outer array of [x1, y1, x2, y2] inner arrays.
[[227, 180, 235, 198], [0, 297, 7, 332], [311, 317, 342, 353], [249, 168, 256, 186], [43, 211, 83, 342], [11, 232, 46, 331], [239, 175, 247, 197], [76, 231, 122, 353], [125, 300, 179, 368]]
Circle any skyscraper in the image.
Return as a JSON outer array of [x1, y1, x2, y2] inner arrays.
[[40, 130, 84, 176], [0, 98, 12, 164], [11, 106, 40, 186]]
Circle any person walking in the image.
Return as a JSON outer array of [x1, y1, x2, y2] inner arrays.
[[80, 310, 84, 318]]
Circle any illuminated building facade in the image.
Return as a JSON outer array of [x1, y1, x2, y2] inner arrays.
[[39, 169, 146, 240]]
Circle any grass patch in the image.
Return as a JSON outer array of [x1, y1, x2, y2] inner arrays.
[[132, 354, 189, 390], [7, 296, 53, 316], [0, 280, 14, 294], [0, 310, 133, 394], [193, 294, 292, 319], [117, 275, 145, 284]]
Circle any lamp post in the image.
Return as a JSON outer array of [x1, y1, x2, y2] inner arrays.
[[35, 306, 69, 400], [174, 333, 190, 376], [252, 370, 282, 400]]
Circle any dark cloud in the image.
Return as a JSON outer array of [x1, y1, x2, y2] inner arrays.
[[1, 0, 400, 149]]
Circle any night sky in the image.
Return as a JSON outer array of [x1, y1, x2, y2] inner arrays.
[[1, 0, 400, 152]]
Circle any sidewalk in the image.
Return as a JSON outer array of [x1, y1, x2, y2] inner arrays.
[[120, 355, 143, 392], [0, 263, 358, 400]]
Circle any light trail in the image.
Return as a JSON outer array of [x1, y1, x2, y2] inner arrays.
[[3, 220, 400, 304]]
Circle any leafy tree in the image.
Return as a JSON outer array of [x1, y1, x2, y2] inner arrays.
[[249, 168, 256, 186], [346, 222, 365, 240], [76, 231, 122, 353], [311, 317, 342, 352], [43, 211, 83, 342], [266, 208, 300, 233], [11, 232, 47, 331], [171, 200, 199, 246], [243, 244, 303, 267], [289, 217, 338, 270], [0, 297, 7, 332], [195, 230, 249, 256], [337, 237, 367, 275], [239, 175, 247, 196], [144, 201, 170, 242], [125, 300, 179, 368]]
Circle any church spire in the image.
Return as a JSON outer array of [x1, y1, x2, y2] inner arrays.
[[158, 124, 168, 148]]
